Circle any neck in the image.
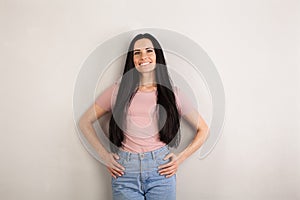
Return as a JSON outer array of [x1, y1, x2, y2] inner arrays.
[[138, 72, 156, 86]]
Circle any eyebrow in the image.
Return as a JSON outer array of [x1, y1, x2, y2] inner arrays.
[[133, 47, 154, 51]]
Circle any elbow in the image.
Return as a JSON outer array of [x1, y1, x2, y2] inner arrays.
[[197, 124, 209, 140], [202, 125, 210, 141], [78, 117, 84, 132], [78, 116, 89, 132]]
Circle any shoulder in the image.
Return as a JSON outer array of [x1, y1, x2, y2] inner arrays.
[[172, 85, 183, 104], [172, 85, 196, 116], [94, 80, 120, 112]]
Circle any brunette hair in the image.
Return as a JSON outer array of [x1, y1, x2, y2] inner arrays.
[[109, 33, 181, 152]]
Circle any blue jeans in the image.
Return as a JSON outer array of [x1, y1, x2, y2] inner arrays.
[[111, 145, 176, 200]]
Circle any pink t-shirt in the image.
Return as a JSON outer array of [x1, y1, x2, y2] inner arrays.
[[95, 81, 194, 153]]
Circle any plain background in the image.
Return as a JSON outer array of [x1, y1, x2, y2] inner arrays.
[[0, 0, 299, 199]]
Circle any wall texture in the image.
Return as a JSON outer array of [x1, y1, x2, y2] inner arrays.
[[0, 0, 299, 199]]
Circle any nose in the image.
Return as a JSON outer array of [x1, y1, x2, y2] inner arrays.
[[141, 50, 147, 59]]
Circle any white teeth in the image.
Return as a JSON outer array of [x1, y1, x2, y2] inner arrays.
[[140, 62, 150, 66]]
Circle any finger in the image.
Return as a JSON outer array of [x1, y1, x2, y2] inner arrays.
[[161, 168, 177, 176], [159, 162, 176, 170], [158, 160, 175, 169], [107, 166, 114, 173], [109, 166, 123, 177], [111, 172, 117, 179], [111, 165, 124, 175], [111, 162, 125, 174], [163, 153, 174, 160], [166, 172, 176, 178], [107, 167, 117, 179], [111, 156, 125, 171], [112, 169, 123, 177], [112, 153, 120, 160], [112, 161, 125, 171], [159, 166, 177, 174], [111, 173, 117, 179]]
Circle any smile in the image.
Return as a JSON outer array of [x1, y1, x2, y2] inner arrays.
[[139, 62, 150, 66]]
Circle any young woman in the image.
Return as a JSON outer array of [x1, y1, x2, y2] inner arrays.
[[79, 33, 209, 200]]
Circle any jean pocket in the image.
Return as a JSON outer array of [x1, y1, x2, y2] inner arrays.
[[155, 151, 171, 166]]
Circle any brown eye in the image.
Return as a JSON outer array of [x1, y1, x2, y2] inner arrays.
[[134, 51, 140, 55]]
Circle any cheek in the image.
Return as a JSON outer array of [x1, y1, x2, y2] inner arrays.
[[133, 58, 139, 66]]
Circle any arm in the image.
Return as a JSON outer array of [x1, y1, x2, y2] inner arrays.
[[177, 109, 209, 163], [78, 103, 125, 178], [158, 109, 209, 177], [78, 103, 109, 158]]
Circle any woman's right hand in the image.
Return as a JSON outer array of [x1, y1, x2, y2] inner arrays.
[[79, 103, 125, 178], [102, 152, 125, 179]]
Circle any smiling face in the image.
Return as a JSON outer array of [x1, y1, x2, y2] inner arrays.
[[133, 38, 156, 74]]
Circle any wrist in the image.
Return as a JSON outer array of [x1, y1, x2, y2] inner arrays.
[[177, 152, 187, 164], [98, 150, 110, 159]]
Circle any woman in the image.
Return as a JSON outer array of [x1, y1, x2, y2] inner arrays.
[[79, 33, 209, 200]]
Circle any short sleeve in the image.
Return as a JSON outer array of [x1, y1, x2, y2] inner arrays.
[[95, 81, 119, 111], [174, 86, 196, 116]]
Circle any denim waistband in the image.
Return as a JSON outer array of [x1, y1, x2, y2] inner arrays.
[[117, 145, 169, 161]]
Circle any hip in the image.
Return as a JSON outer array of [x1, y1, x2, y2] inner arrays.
[[115, 145, 171, 173]]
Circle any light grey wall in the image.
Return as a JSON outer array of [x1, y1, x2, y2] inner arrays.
[[0, 0, 299, 199]]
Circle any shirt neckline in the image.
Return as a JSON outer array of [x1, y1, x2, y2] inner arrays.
[[137, 89, 157, 93]]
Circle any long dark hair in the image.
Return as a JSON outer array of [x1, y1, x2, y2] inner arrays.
[[109, 33, 181, 152]]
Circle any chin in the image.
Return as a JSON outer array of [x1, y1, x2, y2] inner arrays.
[[137, 67, 156, 74]]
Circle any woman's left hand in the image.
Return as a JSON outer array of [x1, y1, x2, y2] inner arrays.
[[158, 153, 181, 178]]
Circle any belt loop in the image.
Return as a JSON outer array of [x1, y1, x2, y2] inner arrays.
[[151, 151, 155, 160], [127, 152, 131, 162]]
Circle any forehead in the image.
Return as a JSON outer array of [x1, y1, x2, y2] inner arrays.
[[133, 38, 154, 50]]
